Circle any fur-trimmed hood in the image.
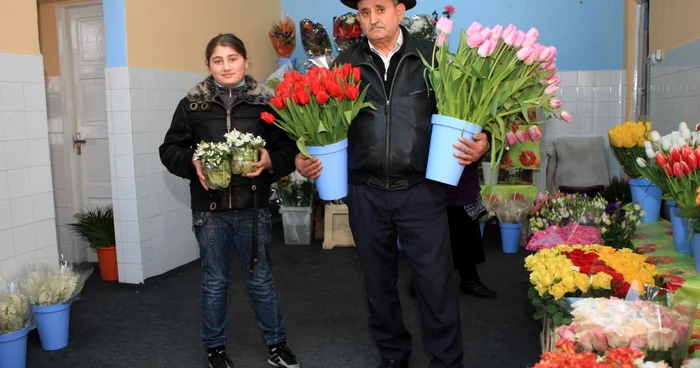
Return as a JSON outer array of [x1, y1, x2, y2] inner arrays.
[[186, 75, 273, 106]]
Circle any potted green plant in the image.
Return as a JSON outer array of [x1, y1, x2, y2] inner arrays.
[[67, 206, 117, 281]]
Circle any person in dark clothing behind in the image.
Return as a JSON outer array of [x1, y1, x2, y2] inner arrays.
[[159, 33, 301, 368], [295, 1, 490, 367]]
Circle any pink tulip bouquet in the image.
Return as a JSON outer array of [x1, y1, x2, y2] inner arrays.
[[419, 13, 572, 167]]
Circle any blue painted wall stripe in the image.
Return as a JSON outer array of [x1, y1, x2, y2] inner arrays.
[[281, 0, 624, 71], [103, 0, 127, 68]]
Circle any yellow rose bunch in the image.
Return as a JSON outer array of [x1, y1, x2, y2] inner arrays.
[[525, 247, 591, 299], [608, 121, 651, 149], [596, 247, 658, 291]]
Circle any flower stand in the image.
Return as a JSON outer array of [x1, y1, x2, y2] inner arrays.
[[0, 325, 29, 368], [33, 301, 72, 350], [280, 206, 312, 245]]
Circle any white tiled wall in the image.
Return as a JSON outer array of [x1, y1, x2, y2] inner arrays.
[[533, 69, 626, 193], [649, 40, 700, 134], [106, 67, 206, 284], [0, 52, 59, 280]]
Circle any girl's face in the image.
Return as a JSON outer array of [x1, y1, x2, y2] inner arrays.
[[208, 45, 248, 86]]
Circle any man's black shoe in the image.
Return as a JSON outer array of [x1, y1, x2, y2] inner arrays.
[[460, 281, 497, 298]]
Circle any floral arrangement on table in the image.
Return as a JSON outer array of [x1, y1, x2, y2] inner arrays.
[[608, 121, 652, 179], [268, 16, 296, 59], [20, 262, 92, 306], [224, 129, 266, 175], [274, 170, 314, 207], [0, 279, 31, 334], [535, 339, 700, 367], [555, 297, 695, 364], [422, 9, 572, 168], [637, 122, 700, 227], [525, 244, 658, 326], [333, 12, 362, 52], [600, 201, 644, 249], [529, 191, 607, 232], [193, 141, 232, 190], [262, 65, 375, 155]]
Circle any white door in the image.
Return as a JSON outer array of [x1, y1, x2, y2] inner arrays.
[[62, 4, 111, 261]]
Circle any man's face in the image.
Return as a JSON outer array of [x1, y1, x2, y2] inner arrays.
[[356, 0, 405, 44]]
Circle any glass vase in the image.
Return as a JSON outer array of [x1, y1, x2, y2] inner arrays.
[[231, 146, 259, 175], [203, 160, 232, 190]]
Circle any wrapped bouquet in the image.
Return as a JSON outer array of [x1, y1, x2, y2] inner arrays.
[[194, 141, 232, 189], [333, 12, 362, 52], [275, 170, 314, 207], [20, 261, 92, 306], [269, 16, 296, 59], [224, 129, 265, 175], [299, 19, 332, 57], [0, 279, 31, 334]]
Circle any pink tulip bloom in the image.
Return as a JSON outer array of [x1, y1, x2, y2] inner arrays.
[[503, 30, 517, 46], [544, 82, 560, 95], [502, 24, 516, 39], [547, 76, 561, 85], [479, 26, 492, 40], [477, 39, 497, 57], [525, 48, 538, 64], [539, 46, 556, 63], [523, 27, 539, 48], [436, 17, 454, 35], [549, 97, 562, 109], [491, 25, 503, 40], [561, 110, 572, 122], [514, 30, 526, 48], [466, 22, 483, 37], [528, 125, 542, 141], [436, 33, 447, 47], [506, 131, 517, 146], [540, 62, 556, 71], [467, 32, 486, 48], [516, 47, 533, 61], [515, 129, 527, 143]]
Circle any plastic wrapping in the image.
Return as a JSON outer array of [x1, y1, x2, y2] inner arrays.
[[299, 19, 332, 58], [203, 161, 232, 189], [19, 258, 93, 306], [269, 16, 296, 59], [194, 141, 232, 190], [399, 14, 437, 40], [526, 222, 602, 252], [0, 279, 31, 334], [274, 170, 314, 207], [333, 12, 362, 52]]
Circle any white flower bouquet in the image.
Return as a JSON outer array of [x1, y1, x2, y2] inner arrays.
[[400, 14, 437, 40], [194, 141, 232, 189], [0, 279, 31, 334], [20, 262, 93, 306], [224, 129, 266, 175]]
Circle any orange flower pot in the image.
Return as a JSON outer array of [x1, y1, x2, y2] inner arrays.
[[96, 247, 118, 281]]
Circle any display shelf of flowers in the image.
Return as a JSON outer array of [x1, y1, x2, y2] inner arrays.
[[274, 170, 315, 245], [419, 8, 571, 187]]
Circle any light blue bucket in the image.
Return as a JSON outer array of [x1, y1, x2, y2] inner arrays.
[[499, 222, 521, 254], [628, 177, 662, 222], [668, 201, 692, 254], [426, 114, 482, 186], [0, 325, 29, 368], [33, 301, 72, 351], [306, 139, 348, 201], [692, 233, 700, 273]]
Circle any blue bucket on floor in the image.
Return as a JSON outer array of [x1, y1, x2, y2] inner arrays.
[[33, 301, 72, 351], [0, 325, 29, 368], [499, 222, 521, 254], [306, 139, 348, 201], [692, 233, 700, 273], [425, 114, 482, 186], [276, 57, 297, 69], [629, 178, 662, 222], [668, 201, 692, 254]]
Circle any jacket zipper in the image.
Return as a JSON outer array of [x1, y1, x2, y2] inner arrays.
[[362, 53, 409, 189], [213, 97, 243, 210]]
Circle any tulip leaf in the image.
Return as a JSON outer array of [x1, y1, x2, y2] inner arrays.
[[296, 136, 310, 158]]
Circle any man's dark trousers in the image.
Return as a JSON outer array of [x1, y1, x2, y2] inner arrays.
[[346, 181, 464, 368]]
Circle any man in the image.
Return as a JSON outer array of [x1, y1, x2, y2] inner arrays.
[[296, 1, 490, 367]]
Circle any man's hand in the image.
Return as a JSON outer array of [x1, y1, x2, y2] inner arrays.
[[453, 132, 490, 166], [295, 152, 322, 179], [192, 156, 209, 191], [243, 147, 273, 178]]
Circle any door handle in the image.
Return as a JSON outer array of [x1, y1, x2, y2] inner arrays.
[[73, 133, 86, 155]]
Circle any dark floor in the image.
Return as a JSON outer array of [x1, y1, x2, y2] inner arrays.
[[25, 221, 541, 368]]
